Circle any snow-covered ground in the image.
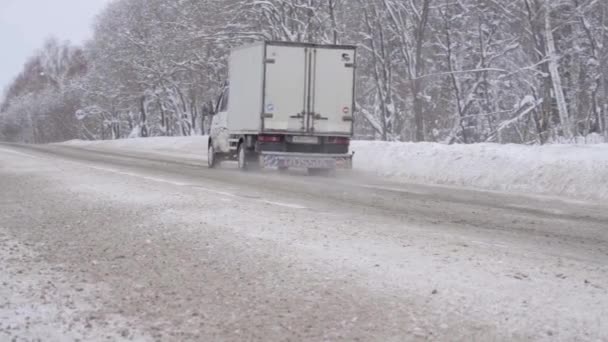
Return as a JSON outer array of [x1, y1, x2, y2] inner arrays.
[[60, 137, 608, 201], [3, 143, 607, 341], [0, 228, 148, 341]]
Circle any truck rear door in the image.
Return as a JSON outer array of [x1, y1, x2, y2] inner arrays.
[[310, 47, 356, 135], [263, 45, 307, 132], [262, 43, 356, 135]]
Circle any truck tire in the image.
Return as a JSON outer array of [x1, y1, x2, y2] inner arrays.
[[237, 143, 247, 170], [208, 143, 218, 168], [238, 143, 260, 171]]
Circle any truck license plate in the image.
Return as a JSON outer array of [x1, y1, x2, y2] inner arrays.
[[283, 158, 335, 169], [292, 136, 319, 144]]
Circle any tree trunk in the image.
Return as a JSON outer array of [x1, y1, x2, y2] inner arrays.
[[190, 97, 198, 134], [140, 96, 149, 138], [442, 4, 468, 143], [544, 1, 573, 139], [412, 0, 431, 142], [158, 100, 167, 136], [412, 83, 425, 142], [328, 0, 339, 44]]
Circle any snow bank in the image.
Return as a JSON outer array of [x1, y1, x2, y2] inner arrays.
[[62, 136, 208, 160], [352, 141, 608, 201], [60, 137, 608, 201]]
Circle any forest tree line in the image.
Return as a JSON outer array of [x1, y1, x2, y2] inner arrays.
[[1, 0, 607, 144]]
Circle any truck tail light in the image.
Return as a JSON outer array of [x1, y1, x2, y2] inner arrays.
[[327, 137, 350, 145], [258, 135, 282, 143]]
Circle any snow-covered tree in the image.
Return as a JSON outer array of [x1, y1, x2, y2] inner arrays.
[[2, 0, 606, 143]]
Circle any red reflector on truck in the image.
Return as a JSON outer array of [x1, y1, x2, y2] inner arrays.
[[327, 137, 350, 145], [258, 135, 282, 143]]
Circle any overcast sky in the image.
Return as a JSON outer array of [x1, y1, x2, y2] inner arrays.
[[0, 0, 110, 96]]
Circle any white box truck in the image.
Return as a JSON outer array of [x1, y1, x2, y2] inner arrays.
[[208, 41, 356, 174]]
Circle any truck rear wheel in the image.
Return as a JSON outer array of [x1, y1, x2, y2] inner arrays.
[[237, 143, 260, 171], [237, 143, 247, 170]]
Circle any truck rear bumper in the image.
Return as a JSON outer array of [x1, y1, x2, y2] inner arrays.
[[261, 152, 353, 170]]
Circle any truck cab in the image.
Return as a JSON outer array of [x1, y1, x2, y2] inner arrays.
[[208, 41, 356, 174]]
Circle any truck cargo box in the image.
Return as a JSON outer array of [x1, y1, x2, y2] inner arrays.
[[226, 41, 356, 136]]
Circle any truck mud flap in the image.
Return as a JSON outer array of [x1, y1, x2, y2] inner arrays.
[[261, 152, 353, 169]]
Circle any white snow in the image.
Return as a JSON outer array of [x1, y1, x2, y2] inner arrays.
[[0, 229, 149, 341], [553, 132, 606, 144], [4, 140, 608, 341], [351, 141, 608, 201], [61, 136, 209, 160], [58, 137, 608, 201]]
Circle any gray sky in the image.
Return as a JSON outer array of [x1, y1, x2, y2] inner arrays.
[[0, 0, 110, 97]]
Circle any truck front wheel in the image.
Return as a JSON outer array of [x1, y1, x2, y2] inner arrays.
[[208, 143, 218, 168]]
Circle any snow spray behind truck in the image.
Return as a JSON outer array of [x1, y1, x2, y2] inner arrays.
[[208, 41, 356, 174]]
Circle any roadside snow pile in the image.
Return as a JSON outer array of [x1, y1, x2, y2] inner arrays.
[[351, 141, 608, 201], [62, 136, 208, 160], [61, 137, 608, 201]]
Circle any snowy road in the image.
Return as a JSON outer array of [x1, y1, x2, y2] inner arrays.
[[1, 143, 607, 341]]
